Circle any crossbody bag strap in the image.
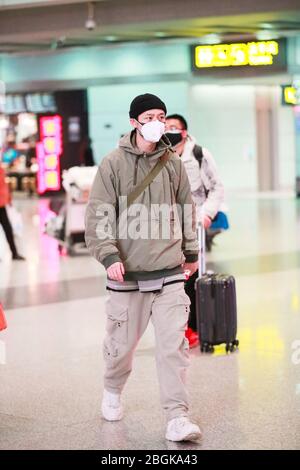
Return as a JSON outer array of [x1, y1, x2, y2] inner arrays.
[[127, 150, 171, 208]]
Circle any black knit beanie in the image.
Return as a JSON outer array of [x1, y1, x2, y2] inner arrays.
[[129, 93, 167, 120]]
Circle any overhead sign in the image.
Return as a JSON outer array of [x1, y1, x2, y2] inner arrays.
[[282, 86, 297, 105], [4, 93, 57, 114], [193, 39, 286, 70], [281, 85, 300, 106]]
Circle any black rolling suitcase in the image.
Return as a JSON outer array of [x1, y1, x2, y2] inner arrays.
[[195, 225, 239, 353]]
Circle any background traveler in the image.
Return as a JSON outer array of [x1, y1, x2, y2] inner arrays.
[[165, 114, 224, 348]]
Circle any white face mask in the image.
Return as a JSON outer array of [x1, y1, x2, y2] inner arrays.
[[137, 120, 165, 143]]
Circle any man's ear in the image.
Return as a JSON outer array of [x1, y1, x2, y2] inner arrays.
[[130, 118, 138, 129], [182, 130, 188, 139]]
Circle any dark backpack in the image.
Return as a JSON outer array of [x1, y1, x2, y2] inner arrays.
[[193, 144, 209, 197], [193, 144, 204, 168]]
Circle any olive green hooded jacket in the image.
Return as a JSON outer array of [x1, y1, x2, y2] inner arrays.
[[85, 131, 198, 281]]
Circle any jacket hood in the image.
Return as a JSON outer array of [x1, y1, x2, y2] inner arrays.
[[119, 130, 172, 160]]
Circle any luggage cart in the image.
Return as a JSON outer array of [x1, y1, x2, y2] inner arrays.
[[60, 184, 89, 255], [45, 166, 97, 256]]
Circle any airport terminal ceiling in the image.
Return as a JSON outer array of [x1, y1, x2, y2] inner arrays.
[[0, 0, 300, 54]]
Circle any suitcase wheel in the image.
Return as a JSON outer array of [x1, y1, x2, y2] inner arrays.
[[226, 340, 239, 353], [201, 343, 214, 354]]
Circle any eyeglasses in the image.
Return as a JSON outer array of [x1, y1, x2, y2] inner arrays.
[[165, 125, 184, 131]]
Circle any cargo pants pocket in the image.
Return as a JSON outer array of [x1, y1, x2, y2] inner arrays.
[[106, 301, 128, 345], [177, 290, 191, 319], [103, 301, 128, 362]]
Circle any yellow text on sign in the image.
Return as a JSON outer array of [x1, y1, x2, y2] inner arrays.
[[195, 41, 279, 68], [284, 87, 297, 105]]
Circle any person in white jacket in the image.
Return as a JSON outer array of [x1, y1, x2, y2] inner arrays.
[[165, 114, 225, 347]]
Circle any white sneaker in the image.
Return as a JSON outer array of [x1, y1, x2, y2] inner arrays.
[[166, 416, 202, 442], [101, 389, 124, 421]]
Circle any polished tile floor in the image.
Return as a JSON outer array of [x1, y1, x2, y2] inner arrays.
[[0, 192, 300, 450]]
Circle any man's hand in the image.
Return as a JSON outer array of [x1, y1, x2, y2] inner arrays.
[[202, 215, 212, 230], [183, 261, 198, 277], [107, 262, 125, 282]]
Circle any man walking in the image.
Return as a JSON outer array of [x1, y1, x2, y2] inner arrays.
[[85, 94, 202, 442]]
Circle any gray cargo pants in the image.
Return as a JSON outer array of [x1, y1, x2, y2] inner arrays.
[[103, 282, 191, 421]]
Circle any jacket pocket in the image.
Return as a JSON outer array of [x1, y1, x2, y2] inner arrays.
[[107, 302, 128, 345]]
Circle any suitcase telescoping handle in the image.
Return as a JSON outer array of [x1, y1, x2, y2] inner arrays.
[[198, 223, 206, 278]]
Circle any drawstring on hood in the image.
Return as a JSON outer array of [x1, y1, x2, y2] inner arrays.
[[119, 130, 171, 161], [119, 131, 172, 186]]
